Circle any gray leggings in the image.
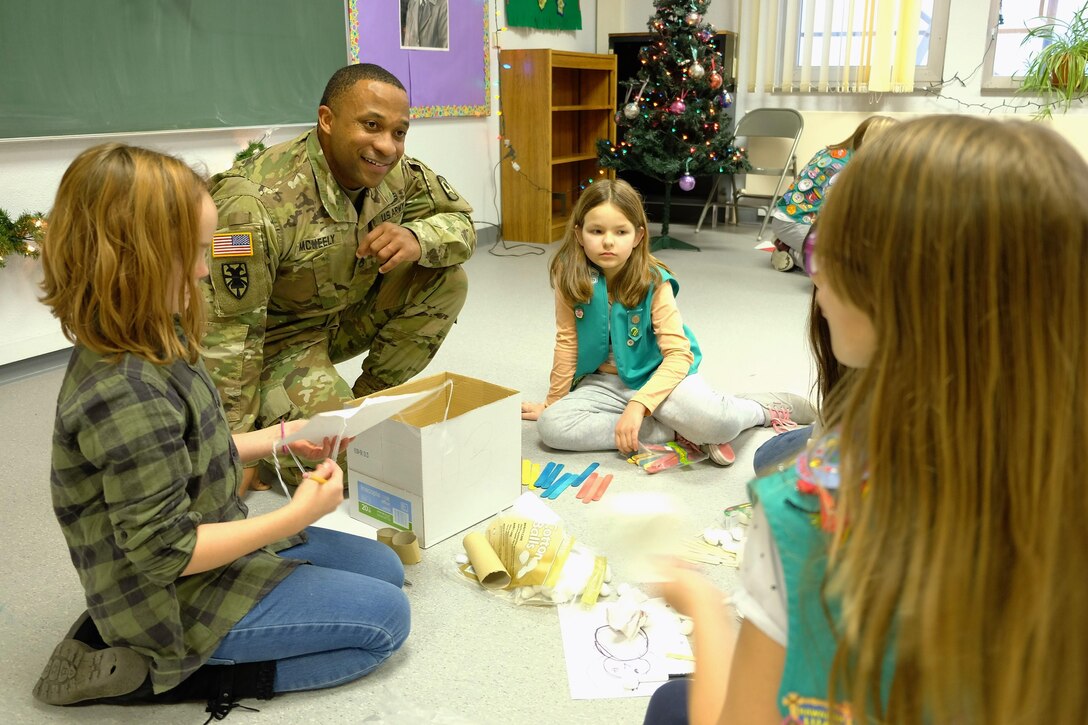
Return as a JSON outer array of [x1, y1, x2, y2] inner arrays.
[[537, 373, 764, 452]]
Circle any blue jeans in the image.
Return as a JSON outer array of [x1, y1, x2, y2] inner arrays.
[[643, 678, 690, 725], [208, 527, 411, 693], [752, 425, 812, 477]]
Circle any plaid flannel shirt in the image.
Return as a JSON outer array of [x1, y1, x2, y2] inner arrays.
[[50, 344, 301, 693]]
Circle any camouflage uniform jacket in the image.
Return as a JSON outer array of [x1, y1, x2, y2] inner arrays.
[[49, 343, 300, 693], [203, 129, 475, 430]]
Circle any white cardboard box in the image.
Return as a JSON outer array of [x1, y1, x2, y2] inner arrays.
[[346, 372, 521, 548]]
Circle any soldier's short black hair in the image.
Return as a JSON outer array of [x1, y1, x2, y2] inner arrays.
[[320, 63, 407, 108]]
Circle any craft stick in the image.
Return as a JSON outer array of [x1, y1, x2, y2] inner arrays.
[[591, 474, 614, 502], [540, 463, 565, 490], [576, 473, 600, 500], [531, 462, 541, 483], [581, 473, 606, 503], [534, 462, 556, 488], [570, 462, 599, 487], [521, 459, 532, 485], [544, 473, 576, 499]]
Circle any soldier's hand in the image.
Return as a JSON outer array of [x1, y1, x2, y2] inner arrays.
[[358, 222, 422, 274]]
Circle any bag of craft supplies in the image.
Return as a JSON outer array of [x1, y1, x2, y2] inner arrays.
[[626, 438, 707, 474]]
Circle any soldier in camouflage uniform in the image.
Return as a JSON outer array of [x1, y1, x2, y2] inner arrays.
[[202, 63, 475, 493]]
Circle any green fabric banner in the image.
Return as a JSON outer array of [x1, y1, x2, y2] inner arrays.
[[505, 0, 581, 30]]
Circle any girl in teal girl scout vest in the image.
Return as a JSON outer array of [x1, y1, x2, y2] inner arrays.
[[520, 179, 815, 465], [644, 116, 1088, 724]]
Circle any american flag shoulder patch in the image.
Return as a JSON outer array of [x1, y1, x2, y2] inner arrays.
[[211, 231, 254, 258]]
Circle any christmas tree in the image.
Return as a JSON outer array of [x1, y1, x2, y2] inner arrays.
[[597, 0, 749, 251]]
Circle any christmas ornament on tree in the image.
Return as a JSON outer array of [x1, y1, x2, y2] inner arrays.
[[623, 102, 640, 119], [596, 0, 748, 251], [0, 208, 46, 269], [720, 91, 734, 108]]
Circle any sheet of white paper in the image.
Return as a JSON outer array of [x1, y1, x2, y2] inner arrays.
[[557, 597, 693, 700], [278, 386, 443, 445]]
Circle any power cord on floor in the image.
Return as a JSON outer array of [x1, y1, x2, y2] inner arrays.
[[476, 157, 545, 258]]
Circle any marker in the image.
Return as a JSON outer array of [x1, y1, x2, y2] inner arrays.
[[308, 475, 328, 485]]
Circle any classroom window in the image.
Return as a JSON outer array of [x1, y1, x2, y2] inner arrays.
[[745, 0, 951, 92], [982, 0, 1087, 89]]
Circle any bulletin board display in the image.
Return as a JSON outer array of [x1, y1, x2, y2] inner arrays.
[[348, 0, 490, 119], [0, 0, 349, 139]]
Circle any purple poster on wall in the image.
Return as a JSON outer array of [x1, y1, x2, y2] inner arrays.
[[348, 0, 490, 118]]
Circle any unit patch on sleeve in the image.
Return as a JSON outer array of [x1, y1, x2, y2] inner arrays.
[[221, 262, 249, 300], [436, 176, 460, 201], [212, 231, 254, 258]]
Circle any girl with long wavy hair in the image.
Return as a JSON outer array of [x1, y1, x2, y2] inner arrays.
[[646, 115, 1088, 724]]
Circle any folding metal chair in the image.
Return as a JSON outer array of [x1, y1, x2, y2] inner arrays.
[[695, 108, 804, 241]]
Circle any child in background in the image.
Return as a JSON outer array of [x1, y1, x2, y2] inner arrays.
[[769, 115, 897, 273], [644, 116, 1088, 724], [752, 231, 849, 476], [34, 144, 410, 711], [521, 179, 815, 466]]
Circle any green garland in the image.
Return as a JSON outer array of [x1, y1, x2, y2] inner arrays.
[[0, 208, 46, 269], [234, 139, 266, 164]]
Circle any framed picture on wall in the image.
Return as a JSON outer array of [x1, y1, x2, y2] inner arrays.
[[349, 0, 489, 118]]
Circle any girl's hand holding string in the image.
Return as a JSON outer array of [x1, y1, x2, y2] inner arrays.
[[288, 459, 345, 525], [521, 401, 545, 421], [615, 400, 647, 454]]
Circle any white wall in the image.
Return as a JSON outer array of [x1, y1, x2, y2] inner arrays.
[[0, 5, 599, 366]]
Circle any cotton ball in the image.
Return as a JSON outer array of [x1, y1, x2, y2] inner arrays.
[[599, 583, 612, 597], [678, 617, 694, 636], [703, 528, 722, 546], [604, 564, 613, 583], [454, 553, 469, 565]]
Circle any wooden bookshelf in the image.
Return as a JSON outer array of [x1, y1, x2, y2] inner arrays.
[[499, 49, 617, 243]]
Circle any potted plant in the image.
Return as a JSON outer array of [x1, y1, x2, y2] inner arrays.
[[1019, 1, 1088, 117]]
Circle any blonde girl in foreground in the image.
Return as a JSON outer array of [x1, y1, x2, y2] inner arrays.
[[521, 179, 815, 466], [645, 115, 1088, 724]]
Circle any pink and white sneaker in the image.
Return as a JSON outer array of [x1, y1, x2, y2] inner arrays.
[[703, 442, 736, 467]]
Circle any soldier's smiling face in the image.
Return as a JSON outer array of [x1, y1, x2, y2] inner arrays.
[[318, 79, 411, 190]]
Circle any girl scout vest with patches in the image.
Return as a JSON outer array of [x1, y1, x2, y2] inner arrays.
[[572, 267, 701, 390], [774, 147, 852, 225], [749, 436, 895, 724]]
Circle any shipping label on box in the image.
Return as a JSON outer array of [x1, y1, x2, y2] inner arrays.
[[346, 372, 521, 548]]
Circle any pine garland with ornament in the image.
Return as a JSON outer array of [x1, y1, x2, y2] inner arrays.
[[0, 208, 46, 269], [597, 0, 749, 250]]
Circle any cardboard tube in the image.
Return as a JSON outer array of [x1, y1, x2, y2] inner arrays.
[[390, 531, 422, 565], [462, 531, 511, 590], [377, 527, 397, 546]]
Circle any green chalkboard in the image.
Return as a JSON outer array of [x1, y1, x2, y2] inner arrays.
[[0, 0, 348, 139]]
